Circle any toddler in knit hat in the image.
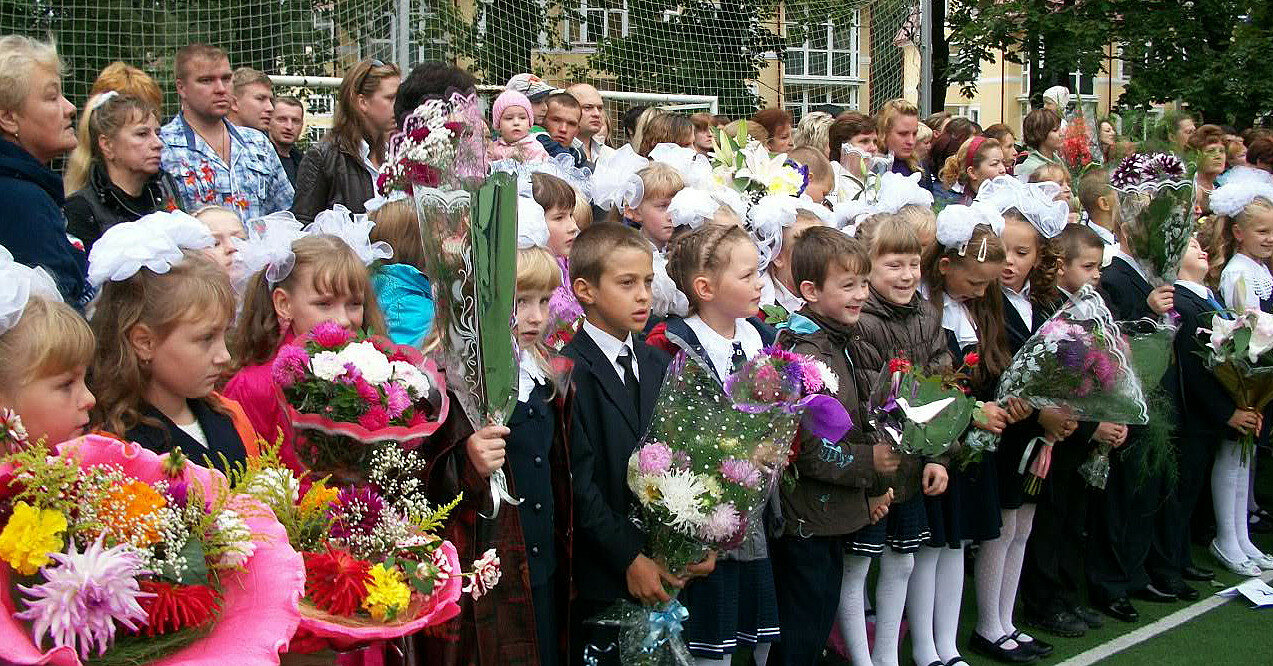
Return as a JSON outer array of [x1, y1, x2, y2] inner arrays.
[[488, 90, 551, 163]]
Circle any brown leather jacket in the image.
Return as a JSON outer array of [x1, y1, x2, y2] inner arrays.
[[775, 309, 879, 538], [845, 287, 952, 503], [291, 140, 377, 222]]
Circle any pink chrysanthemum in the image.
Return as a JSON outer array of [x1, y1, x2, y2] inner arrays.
[[637, 442, 674, 475], [719, 458, 763, 488], [311, 321, 355, 349], [698, 504, 743, 543], [358, 405, 390, 430], [799, 361, 824, 393], [328, 486, 386, 539], [353, 378, 381, 407], [384, 382, 412, 420], [14, 537, 153, 658], [271, 345, 309, 388]]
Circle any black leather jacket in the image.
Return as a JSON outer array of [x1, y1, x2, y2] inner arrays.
[[63, 162, 183, 251], [291, 140, 377, 222]]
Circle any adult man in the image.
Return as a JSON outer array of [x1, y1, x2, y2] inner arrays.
[[228, 67, 274, 133], [567, 83, 613, 168], [270, 97, 305, 186], [160, 44, 292, 219]]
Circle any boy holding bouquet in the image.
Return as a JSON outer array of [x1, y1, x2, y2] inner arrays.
[[563, 224, 713, 664], [771, 227, 898, 665]]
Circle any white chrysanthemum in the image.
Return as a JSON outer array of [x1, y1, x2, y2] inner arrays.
[[655, 470, 709, 531], [310, 350, 344, 381], [337, 341, 393, 384], [815, 361, 840, 394], [212, 509, 256, 568], [246, 467, 300, 504], [390, 361, 433, 398]]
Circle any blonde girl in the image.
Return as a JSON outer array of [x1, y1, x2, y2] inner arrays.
[[0, 249, 95, 450]]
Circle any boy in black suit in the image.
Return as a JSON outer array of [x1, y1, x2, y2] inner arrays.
[[1087, 223, 1177, 623], [563, 223, 713, 664]]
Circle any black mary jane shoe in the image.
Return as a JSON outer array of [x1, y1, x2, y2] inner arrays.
[[1183, 565, 1216, 582], [969, 632, 1040, 664], [1010, 630, 1053, 657], [945, 658, 970, 666]]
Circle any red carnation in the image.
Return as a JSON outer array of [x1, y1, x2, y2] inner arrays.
[[354, 378, 381, 406], [444, 121, 464, 134], [963, 352, 981, 368], [304, 548, 372, 616], [888, 358, 913, 374], [358, 405, 390, 430], [136, 581, 222, 636]]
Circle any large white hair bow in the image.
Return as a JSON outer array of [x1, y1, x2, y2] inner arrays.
[[493, 152, 595, 202], [1211, 169, 1273, 219], [669, 187, 720, 231], [935, 203, 1005, 256], [712, 187, 749, 222], [87, 210, 215, 287], [748, 195, 799, 271], [234, 211, 308, 287], [873, 171, 935, 215], [592, 144, 648, 212], [305, 205, 394, 267], [975, 175, 1069, 238], [517, 196, 550, 249], [648, 143, 714, 189], [0, 246, 61, 334]]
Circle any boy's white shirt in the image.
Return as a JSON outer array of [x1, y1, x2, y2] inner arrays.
[[684, 314, 763, 384], [581, 319, 639, 382]]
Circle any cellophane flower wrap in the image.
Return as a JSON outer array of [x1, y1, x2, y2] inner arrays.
[[871, 354, 980, 457], [234, 443, 499, 652], [709, 125, 809, 204], [595, 347, 851, 664], [1110, 152, 1195, 286], [0, 435, 303, 666], [272, 324, 449, 482], [964, 286, 1150, 490], [1198, 306, 1273, 463]]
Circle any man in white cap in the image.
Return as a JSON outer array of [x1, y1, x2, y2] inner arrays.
[[567, 83, 614, 169], [506, 73, 558, 130]]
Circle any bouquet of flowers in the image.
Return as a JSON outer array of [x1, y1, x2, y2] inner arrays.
[[872, 353, 981, 457], [272, 323, 450, 481], [236, 443, 499, 652], [710, 124, 809, 204], [1199, 307, 1273, 462], [599, 348, 850, 663], [1060, 114, 1099, 173], [0, 434, 303, 666], [965, 286, 1150, 492], [1109, 152, 1195, 286]]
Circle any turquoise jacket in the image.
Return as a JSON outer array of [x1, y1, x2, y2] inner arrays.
[[372, 263, 435, 347]]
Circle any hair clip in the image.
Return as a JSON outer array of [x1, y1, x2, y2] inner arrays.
[[0, 246, 61, 334], [87, 90, 119, 112], [87, 211, 215, 287]]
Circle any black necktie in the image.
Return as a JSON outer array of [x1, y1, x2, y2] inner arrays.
[[730, 341, 747, 374], [617, 348, 641, 414]]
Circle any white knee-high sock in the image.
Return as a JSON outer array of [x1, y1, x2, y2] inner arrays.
[[974, 512, 1013, 645], [1234, 453, 1267, 559], [907, 547, 941, 666], [935, 545, 966, 663], [871, 549, 915, 666], [1001, 504, 1036, 640], [1249, 457, 1260, 513], [753, 641, 772, 666], [838, 555, 874, 666], [1213, 441, 1245, 560]]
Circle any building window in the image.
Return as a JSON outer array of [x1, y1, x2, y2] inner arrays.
[[783, 16, 862, 119], [565, 0, 629, 47], [944, 104, 980, 125]]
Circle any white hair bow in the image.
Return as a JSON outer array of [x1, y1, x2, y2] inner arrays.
[[935, 203, 1004, 257], [364, 190, 410, 215], [1211, 169, 1273, 219], [592, 144, 648, 212], [648, 143, 713, 189], [87, 210, 215, 287], [0, 246, 61, 334], [517, 196, 550, 249], [669, 187, 720, 231], [975, 175, 1069, 238], [305, 205, 394, 267], [493, 153, 595, 202], [872, 171, 935, 215], [748, 195, 799, 271], [234, 211, 308, 287]]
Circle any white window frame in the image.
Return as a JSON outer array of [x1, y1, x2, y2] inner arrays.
[[944, 104, 981, 125], [784, 83, 861, 119], [564, 0, 630, 49], [783, 15, 863, 84]]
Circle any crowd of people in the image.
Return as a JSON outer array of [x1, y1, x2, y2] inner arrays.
[[2, 33, 1273, 666]]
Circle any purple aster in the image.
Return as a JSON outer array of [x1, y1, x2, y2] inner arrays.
[[637, 442, 674, 475], [270, 344, 310, 388], [328, 486, 386, 538], [384, 382, 412, 420], [14, 537, 153, 659], [719, 458, 763, 488]]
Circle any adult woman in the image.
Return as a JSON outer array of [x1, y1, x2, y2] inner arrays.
[[926, 117, 981, 181], [1188, 124, 1227, 215], [877, 98, 930, 187], [64, 62, 163, 195], [1097, 118, 1118, 163], [753, 108, 794, 153], [0, 36, 91, 309], [63, 93, 183, 251], [292, 59, 401, 221], [1015, 108, 1064, 183]]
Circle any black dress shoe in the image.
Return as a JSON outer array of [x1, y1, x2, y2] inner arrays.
[[1183, 565, 1216, 582], [1021, 609, 1086, 637], [1131, 584, 1177, 603], [1071, 605, 1105, 629], [1010, 630, 1053, 657], [969, 632, 1040, 664], [1157, 579, 1200, 601], [1100, 597, 1140, 622], [1251, 509, 1273, 534]]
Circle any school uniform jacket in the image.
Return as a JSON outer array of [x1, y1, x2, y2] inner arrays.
[[1165, 286, 1237, 438], [1099, 255, 1155, 322], [124, 393, 259, 472], [563, 327, 671, 603]]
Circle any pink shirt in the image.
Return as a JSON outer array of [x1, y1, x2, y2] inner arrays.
[[487, 134, 551, 163], [223, 335, 303, 474]]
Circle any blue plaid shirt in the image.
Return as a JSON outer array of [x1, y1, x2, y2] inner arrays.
[[160, 114, 294, 220]]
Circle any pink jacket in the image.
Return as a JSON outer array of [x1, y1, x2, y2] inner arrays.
[[223, 335, 303, 474], [486, 134, 550, 163]]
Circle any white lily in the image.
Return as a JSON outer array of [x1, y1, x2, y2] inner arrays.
[[1249, 310, 1273, 362]]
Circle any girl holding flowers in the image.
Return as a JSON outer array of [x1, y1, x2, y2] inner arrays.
[[910, 208, 1016, 666], [658, 223, 780, 666], [0, 247, 96, 451], [87, 213, 258, 471]]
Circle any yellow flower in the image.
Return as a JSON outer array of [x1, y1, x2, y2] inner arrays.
[[703, 476, 723, 500], [299, 482, 340, 515], [362, 563, 412, 621], [0, 501, 67, 575]]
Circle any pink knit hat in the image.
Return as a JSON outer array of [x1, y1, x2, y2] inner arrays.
[[492, 90, 534, 127]]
